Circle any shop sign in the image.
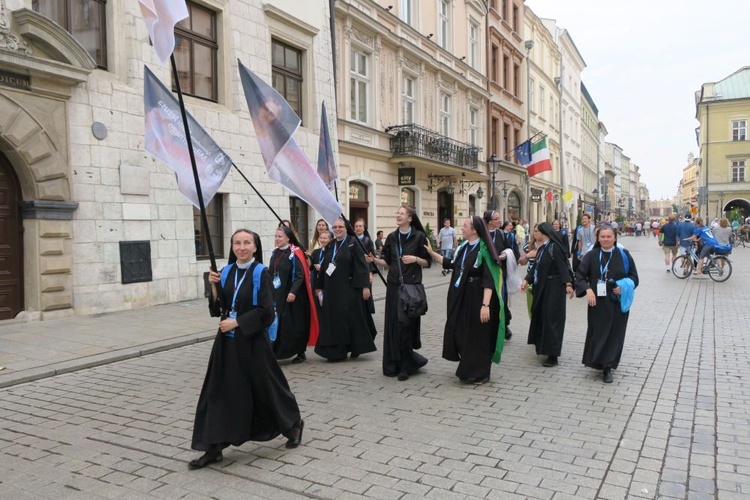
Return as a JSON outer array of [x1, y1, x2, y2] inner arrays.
[[0, 70, 31, 91], [398, 167, 415, 186], [531, 194, 541, 202]]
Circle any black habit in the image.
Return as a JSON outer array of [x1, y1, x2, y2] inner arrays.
[[315, 236, 377, 360], [442, 242, 500, 380], [575, 247, 639, 370], [192, 262, 301, 451], [357, 234, 378, 336], [525, 240, 574, 356], [269, 247, 310, 360], [310, 247, 326, 318], [381, 229, 430, 377], [491, 229, 512, 329]]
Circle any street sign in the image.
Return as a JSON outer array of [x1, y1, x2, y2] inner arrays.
[[531, 194, 541, 202]]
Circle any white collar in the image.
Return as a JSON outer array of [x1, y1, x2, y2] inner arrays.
[[277, 245, 290, 251], [236, 258, 255, 269]]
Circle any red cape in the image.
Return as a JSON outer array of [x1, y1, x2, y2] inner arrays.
[[291, 245, 319, 346]]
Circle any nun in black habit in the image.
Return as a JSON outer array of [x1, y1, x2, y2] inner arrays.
[[190, 229, 303, 470], [353, 218, 378, 339], [426, 216, 504, 384], [484, 211, 515, 341], [575, 225, 638, 383], [372, 205, 431, 381], [314, 218, 377, 360], [521, 222, 575, 367]]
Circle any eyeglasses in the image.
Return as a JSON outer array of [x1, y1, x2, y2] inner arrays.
[[332, 225, 346, 229]]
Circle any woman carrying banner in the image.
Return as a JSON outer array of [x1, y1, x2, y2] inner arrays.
[[190, 229, 303, 470], [521, 222, 575, 367], [270, 226, 318, 363], [425, 217, 504, 385], [314, 219, 377, 361], [370, 205, 431, 381], [575, 225, 638, 383]]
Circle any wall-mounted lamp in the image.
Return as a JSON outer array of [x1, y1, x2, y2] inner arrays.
[[459, 179, 480, 194], [426, 33, 434, 39], [385, 5, 393, 11], [476, 186, 484, 199], [459, 56, 466, 61], [427, 173, 455, 193]]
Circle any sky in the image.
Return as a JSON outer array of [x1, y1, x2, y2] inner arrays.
[[525, 0, 750, 199]]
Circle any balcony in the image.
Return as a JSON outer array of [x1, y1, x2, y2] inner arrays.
[[387, 124, 480, 170]]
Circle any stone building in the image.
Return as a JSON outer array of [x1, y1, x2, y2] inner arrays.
[[333, 0, 489, 234], [0, 0, 338, 320], [695, 66, 750, 220]]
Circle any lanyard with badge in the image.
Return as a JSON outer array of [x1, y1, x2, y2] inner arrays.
[[597, 251, 612, 297], [227, 267, 249, 337], [326, 238, 345, 276], [272, 250, 285, 289], [533, 242, 548, 284], [454, 240, 479, 287]]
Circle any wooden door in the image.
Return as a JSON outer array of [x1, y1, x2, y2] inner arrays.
[[0, 154, 22, 320]]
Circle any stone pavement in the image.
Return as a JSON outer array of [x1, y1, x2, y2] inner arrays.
[[0, 235, 748, 499]]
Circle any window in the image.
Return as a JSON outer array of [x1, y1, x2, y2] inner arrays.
[[732, 160, 746, 182], [469, 22, 479, 69], [272, 40, 303, 121], [470, 108, 478, 145], [440, 93, 451, 136], [502, 0, 508, 20], [438, 0, 450, 50], [491, 118, 499, 154], [529, 78, 535, 112], [539, 86, 545, 119], [173, 2, 218, 101], [491, 45, 498, 81], [33, 0, 107, 69], [513, 63, 520, 95], [350, 49, 369, 124], [733, 120, 747, 141], [502, 55, 509, 89], [503, 123, 510, 158], [194, 194, 224, 259], [402, 75, 415, 123], [512, 5, 519, 32], [401, 188, 415, 207], [400, 0, 413, 25]]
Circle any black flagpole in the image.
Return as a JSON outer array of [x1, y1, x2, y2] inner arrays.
[[340, 213, 387, 286], [231, 162, 284, 224]]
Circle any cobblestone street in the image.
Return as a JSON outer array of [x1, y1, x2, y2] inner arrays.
[[0, 235, 748, 499]]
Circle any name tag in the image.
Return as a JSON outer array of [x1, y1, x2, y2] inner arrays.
[[454, 272, 462, 288], [272, 275, 282, 289], [326, 263, 336, 276], [597, 281, 607, 297]]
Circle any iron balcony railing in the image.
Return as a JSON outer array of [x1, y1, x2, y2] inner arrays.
[[387, 124, 480, 170]]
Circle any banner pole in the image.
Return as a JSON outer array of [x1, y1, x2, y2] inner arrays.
[[169, 56, 218, 274], [231, 162, 284, 224], [340, 214, 387, 287]]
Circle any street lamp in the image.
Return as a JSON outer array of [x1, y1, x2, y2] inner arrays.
[[487, 153, 500, 210], [524, 39, 534, 225], [476, 186, 484, 199], [592, 188, 599, 222]]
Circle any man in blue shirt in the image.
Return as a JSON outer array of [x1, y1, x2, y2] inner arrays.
[[659, 215, 679, 272], [686, 217, 718, 276], [676, 214, 696, 255]]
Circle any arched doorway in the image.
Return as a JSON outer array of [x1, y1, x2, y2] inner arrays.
[[507, 192, 521, 222], [724, 198, 750, 220], [0, 153, 23, 320], [349, 181, 369, 225], [438, 189, 454, 228]]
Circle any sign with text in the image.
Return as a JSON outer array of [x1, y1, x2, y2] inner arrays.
[[0, 70, 31, 91], [398, 167, 415, 186]]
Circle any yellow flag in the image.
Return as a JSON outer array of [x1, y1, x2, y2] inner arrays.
[[562, 190, 574, 203]]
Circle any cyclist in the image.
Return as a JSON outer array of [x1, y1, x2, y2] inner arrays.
[[684, 217, 718, 277], [676, 214, 695, 255]]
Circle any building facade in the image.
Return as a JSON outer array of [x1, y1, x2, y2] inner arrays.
[[579, 82, 599, 223], [334, 0, 490, 237], [679, 152, 699, 215], [0, 0, 339, 319], [695, 66, 750, 220]]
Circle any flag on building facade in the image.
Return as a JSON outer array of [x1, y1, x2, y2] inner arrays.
[[545, 190, 554, 202], [516, 137, 553, 178], [138, 0, 188, 64], [238, 60, 343, 225], [562, 190, 574, 204], [317, 102, 337, 190], [143, 66, 232, 208]]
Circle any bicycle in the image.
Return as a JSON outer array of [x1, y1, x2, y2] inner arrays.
[[731, 229, 748, 248], [672, 244, 732, 282]]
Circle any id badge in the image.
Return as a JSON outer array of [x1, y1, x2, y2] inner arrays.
[[326, 263, 336, 276], [597, 281, 607, 297], [226, 311, 237, 337], [454, 272, 462, 288], [272, 274, 282, 289]]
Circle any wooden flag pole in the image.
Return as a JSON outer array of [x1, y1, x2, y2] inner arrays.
[[169, 55, 218, 275]]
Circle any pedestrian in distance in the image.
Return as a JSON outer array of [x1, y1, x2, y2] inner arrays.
[[659, 215, 679, 272], [190, 229, 304, 470], [269, 226, 318, 363], [676, 214, 695, 255], [520, 222, 575, 367], [575, 214, 596, 274], [685, 217, 718, 277], [575, 225, 639, 383], [437, 218, 457, 276], [425, 216, 504, 385], [314, 218, 377, 361], [713, 217, 732, 246], [371, 205, 431, 381], [552, 219, 571, 258]]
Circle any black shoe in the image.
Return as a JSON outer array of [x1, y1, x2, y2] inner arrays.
[[188, 451, 223, 470], [542, 356, 558, 367], [397, 367, 409, 381], [350, 353, 359, 359], [285, 420, 304, 449], [291, 353, 306, 364], [474, 375, 490, 385], [603, 368, 613, 384], [505, 327, 513, 341]]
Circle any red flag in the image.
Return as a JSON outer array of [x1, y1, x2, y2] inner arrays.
[[546, 190, 554, 202]]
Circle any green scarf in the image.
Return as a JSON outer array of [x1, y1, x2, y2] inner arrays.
[[475, 240, 506, 363]]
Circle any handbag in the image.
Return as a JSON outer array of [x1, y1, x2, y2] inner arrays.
[[395, 241, 428, 323]]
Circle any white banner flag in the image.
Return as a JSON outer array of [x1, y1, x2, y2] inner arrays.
[[138, 0, 189, 64]]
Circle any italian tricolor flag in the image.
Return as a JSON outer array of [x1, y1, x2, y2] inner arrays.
[[524, 137, 552, 177]]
